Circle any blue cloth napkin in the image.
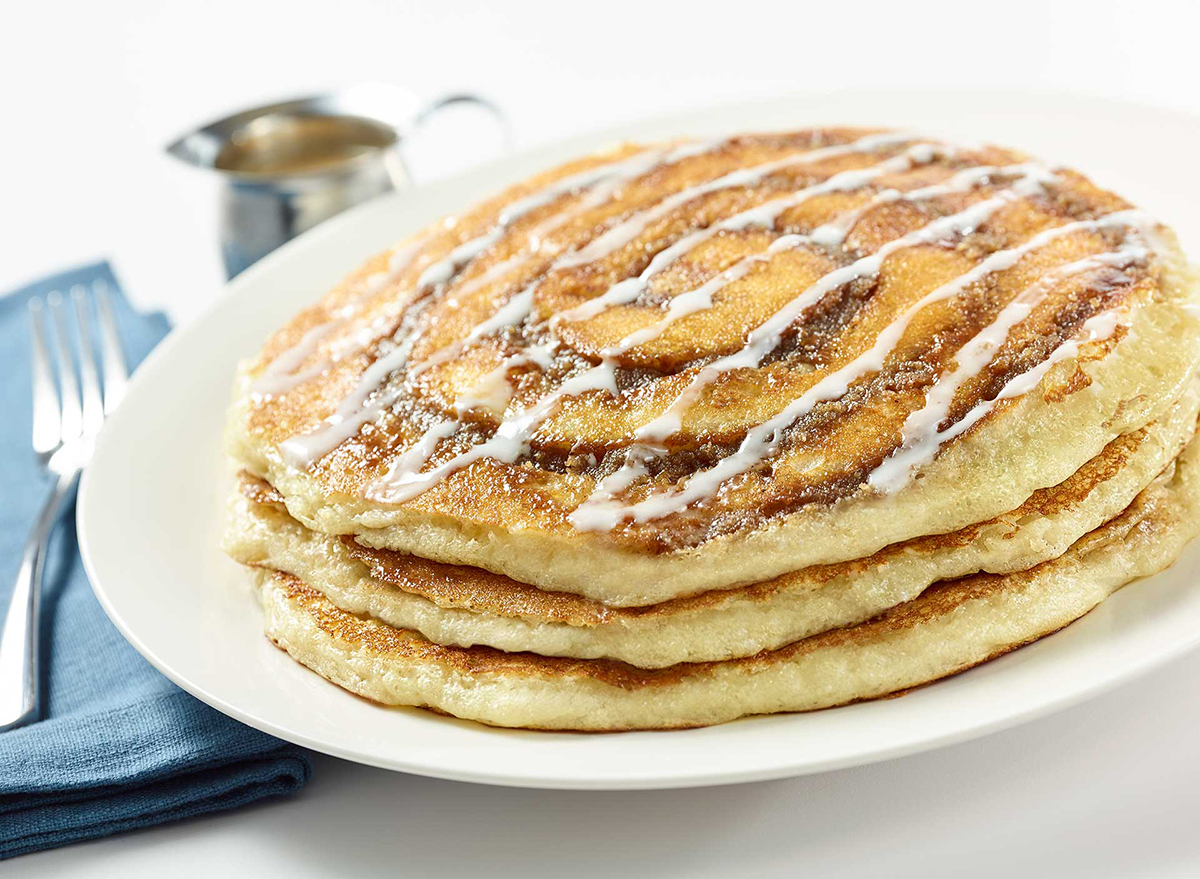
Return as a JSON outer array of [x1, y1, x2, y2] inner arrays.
[[0, 262, 311, 860]]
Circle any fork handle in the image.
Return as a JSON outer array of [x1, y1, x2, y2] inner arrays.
[[0, 469, 80, 732]]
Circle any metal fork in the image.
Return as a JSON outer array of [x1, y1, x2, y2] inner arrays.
[[0, 282, 128, 731]]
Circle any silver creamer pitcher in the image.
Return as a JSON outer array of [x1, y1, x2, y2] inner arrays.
[[166, 84, 507, 277]]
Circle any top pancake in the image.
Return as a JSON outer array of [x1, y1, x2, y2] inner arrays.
[[226, 127, 1200, 603]]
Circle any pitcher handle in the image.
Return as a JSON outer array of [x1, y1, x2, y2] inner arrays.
[[404, 93, 512, 178]]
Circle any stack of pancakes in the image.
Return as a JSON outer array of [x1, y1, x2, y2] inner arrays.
[[223, 128, 1200, 730]]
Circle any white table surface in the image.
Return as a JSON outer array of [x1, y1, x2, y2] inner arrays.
[[8, 0, 1200, 874]]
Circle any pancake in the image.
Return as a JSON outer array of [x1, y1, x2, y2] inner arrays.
[[223, 125, 1200, 731], [247, 427, 1200, 731], [226, 383, 1200, 667], [226, 127, 1200, 605]]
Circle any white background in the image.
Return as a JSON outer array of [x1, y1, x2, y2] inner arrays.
[[7, 0, 1200, 875]]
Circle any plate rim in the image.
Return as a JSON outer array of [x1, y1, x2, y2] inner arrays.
[[78, 87, 1200, 789]]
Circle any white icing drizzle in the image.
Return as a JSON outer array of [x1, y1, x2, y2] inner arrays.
[[453, 358, 530, 416], [867, 309, 1128, 493], [278, 132, 1156, 527], [368, 161, 1062, 508], [420, 162, 1030, 389], [382, 420, 461, 481], [808, 163, 1025, 248], [260, 134, 917, 403], [405, 133, 921, 383], [413, 141, 724, 290], [408, 286, 537, 381], [444, 253, 525, 303], [279, 330, 423, 468], [276, 143, 728, 465], [256, 145, 698, 403], [597, 161, 1039, 359], [553, 144, 940, 327], [417, 231, 504, 288], [868, 242, 1148, 491], [631, 165, 1060, 444], [583, 447, 662, 509], [566, 208, 1147, 530], [355, 156, 1074, 507], [398, 154, 698, 379], [456, 371, 511, 414], [415, 149, 668, 289], [554, 131, 917, 270], [249, 322, 341, 397], [368, 361, 620, 503], [361, 142, 939, 495], [522, 340, 559, 370], [249, 240, 424, 398]]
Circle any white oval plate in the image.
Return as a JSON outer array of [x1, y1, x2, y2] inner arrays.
[[80, 89, 1200, 790]]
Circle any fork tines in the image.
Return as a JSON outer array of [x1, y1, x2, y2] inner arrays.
[[28, 282, 129, 461]]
